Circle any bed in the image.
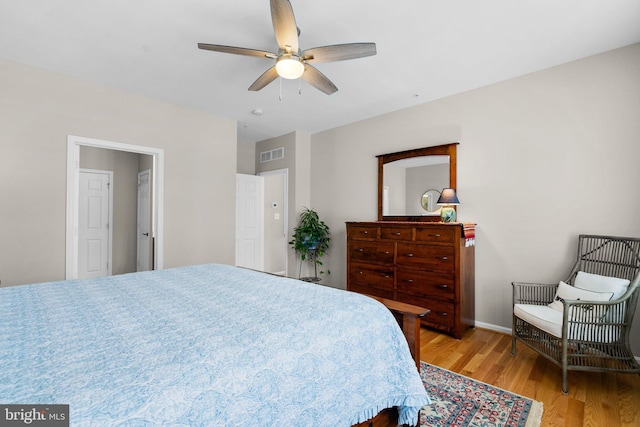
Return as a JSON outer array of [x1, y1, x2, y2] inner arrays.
[[0, 263, 429, 426]]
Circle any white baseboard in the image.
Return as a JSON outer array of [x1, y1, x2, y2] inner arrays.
[[474, 321, 512, 335], [473, 321, 640, 363]]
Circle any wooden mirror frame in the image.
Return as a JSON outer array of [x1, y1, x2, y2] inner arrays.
[[377, 142, 458, 222]]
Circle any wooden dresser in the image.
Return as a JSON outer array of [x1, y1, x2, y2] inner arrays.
[[346, 221, 475, 339]]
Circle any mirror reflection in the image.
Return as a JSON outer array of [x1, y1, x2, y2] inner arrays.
[[382, 156, 449, 216]]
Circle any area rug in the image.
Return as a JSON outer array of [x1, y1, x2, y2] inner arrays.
[[419, 361, 543, 427]]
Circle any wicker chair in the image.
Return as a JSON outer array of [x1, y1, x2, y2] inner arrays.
[[512, 234, 640, 393]]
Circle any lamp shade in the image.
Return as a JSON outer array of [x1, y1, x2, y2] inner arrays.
[[436, 188, 460, 205]]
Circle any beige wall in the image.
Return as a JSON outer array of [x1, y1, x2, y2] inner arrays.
[[0, 57, 237, 286], [237, 139, 256, 175], [310, 43, 640, 354]]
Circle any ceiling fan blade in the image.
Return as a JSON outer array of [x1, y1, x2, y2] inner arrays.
[[270, 0, 299, 52], [303, 43, 377, 63], [198, 43, 275, 59], [248, 66, 280, 91], [301, 65, 338, 95]]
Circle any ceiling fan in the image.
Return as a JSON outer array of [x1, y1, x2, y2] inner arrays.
[[198, 0, 376, 95]]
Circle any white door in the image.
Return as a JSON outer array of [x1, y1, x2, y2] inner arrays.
[[78, 170, 112, 279], [137, 169, 152, 271], [236, 174, 264, 270]]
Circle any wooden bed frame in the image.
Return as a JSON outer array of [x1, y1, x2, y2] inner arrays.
[[352, 295, 430, 427], [353, 407, 399, 427]]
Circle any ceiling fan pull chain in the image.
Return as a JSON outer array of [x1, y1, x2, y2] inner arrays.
[[298, 78, 302, 95], [279, 78, 283, 101]]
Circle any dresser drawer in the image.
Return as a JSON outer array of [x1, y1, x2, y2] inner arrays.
[[380, 226, 412, 241], [349, 241, 394, 264], [348, 224, 378, 240], [414, 227, 456, 244], [396, 243, 455, 270], [349, 262, 394, 290], [349, 283, 394, 300], [396, 269, 455, 300], [396, 293, 455, 328]]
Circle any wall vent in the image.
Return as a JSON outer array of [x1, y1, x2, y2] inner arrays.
[[260, 147, 284, 163]]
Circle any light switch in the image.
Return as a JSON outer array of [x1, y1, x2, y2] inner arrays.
[[274, 213, 280, 220]]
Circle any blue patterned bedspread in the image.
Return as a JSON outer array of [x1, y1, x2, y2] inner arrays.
[[0, 264, 429, 426]]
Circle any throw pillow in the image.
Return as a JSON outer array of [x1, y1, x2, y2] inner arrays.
[[548, 281, 614, 312], [574, 271, 630, 300]]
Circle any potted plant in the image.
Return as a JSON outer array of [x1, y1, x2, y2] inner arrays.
[[289, 207, 331, 282]]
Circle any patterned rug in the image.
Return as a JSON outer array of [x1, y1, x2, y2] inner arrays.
[[419, 361, 543, 427]]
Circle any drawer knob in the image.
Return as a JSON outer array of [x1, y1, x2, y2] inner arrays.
[[436, 284, 449, 289], [358, 271, 363, 274], [362, 231, 368, 234], [384, 275, 390, 278], [438, 312, 449, 316], [430, 234, 441, 237], [405, 279, 413, 283], [358, 248, 364, 252], [407, 253, 414, 257], [395, 232, 401, 236], [438, 256, 448, 260], [384, 251, 390, 254]]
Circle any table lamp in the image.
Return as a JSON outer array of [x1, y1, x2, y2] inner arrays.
[[436, 188, 460, 223]]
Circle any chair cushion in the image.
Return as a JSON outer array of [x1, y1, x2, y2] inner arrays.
[[514, 303, 618, 341], [574, 271, 630, 300], [514, 304, 563, 337]]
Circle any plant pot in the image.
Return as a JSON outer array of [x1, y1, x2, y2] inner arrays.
[[301, 233, 320, 250]]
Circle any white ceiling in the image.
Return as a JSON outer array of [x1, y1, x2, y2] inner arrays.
[[1, 0, 639, 143]]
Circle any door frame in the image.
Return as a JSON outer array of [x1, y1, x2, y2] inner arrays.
[[78, 168, 114, 277], [66, 135, 165, 279]]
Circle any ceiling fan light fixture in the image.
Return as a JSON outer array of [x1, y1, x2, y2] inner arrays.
[[275, 55, 304, 79]]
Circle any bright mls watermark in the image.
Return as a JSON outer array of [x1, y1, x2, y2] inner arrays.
[[1, 405, 69, 426]]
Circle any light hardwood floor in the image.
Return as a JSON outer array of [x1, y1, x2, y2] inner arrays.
[[419, 327, 640, 427]]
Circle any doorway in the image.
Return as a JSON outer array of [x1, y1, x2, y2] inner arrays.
[[66, 135, 164, 280], [235, 169, 288, 275], [259, 169, 288, 276]]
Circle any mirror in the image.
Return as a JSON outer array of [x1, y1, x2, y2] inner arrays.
[[377, 143, 458, 221], [421, 189, 441, 214]]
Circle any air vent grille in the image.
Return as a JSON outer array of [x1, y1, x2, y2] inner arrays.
[[260, 147, 285, 163]]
